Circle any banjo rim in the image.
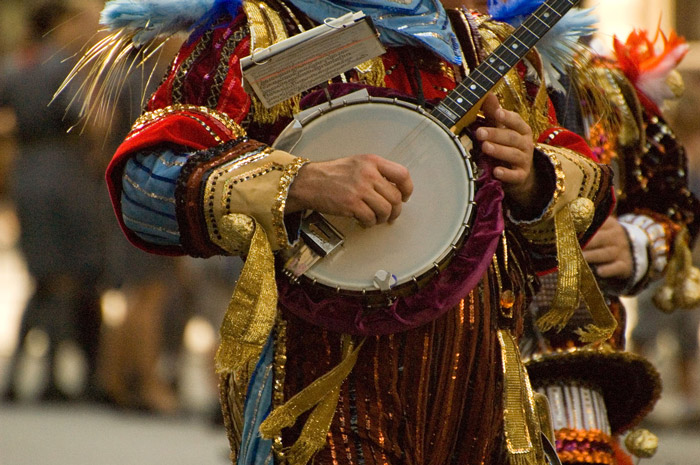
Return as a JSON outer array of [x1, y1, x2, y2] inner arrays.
[[276, 95, 477, 305]]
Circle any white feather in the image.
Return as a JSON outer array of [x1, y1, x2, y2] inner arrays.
[[636, 43, 689, 107], [535, 8, 598, 93]]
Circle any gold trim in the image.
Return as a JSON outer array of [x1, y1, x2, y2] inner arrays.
[[215, 216, 278, 377], [131, 104, 246, 141], [272, 157, 309, 249], [498, 329, 544, 465], [123, 174, 177, 204], [172, 30, 214, 104]]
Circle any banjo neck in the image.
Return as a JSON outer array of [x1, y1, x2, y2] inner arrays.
[[431, 0, 577, 133]]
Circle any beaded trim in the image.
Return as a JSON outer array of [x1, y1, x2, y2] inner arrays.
[[508, 144, 566, 242], [535, 140, 566, 222], [172, 29, 214, 104], [555, 428, 616, 465], [130, 104, 246, 142], [272, 157, 308, 249], [618, 213, 669, 277], [271, 317, 288, 461], [222, 162, 283, 212], [204, 147, 273, 246], [208, 26, 250, 108]]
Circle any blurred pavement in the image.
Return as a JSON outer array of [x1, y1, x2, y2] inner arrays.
[[0, 402, 230, 465]]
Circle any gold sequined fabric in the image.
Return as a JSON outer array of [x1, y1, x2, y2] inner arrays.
[[215, 217, 277, 382]]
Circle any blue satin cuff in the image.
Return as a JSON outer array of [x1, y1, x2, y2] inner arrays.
[[121, 148, 191, 246]]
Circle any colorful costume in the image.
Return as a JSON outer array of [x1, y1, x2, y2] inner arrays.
[[76, 1, 615, 464], [486, 2, 700, 464]]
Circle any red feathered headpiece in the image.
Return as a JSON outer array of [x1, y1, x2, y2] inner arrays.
[[613, 25, 688, 116]]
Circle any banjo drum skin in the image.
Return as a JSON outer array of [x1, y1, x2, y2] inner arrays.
[[273, 0, 579, 302], [274, 95, 476, 300]]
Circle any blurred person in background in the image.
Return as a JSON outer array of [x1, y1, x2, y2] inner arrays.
[[91, 36, 192, 415], [0, 0, 186, 412], [0, 0, 106, 402]]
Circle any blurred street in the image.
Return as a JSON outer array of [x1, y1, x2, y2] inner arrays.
[[0, 389, 699, 465], [0, 403, 231, 465]]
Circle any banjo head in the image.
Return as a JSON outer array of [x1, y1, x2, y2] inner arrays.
[[275, 97, 475, 296]]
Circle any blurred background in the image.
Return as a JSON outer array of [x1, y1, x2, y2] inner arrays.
[[0, 0, 698, 464]]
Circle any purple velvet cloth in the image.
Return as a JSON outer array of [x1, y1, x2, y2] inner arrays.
[[276, 162, 505, 336]]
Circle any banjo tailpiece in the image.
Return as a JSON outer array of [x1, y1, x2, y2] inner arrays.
[[283, 211, 345, 281]]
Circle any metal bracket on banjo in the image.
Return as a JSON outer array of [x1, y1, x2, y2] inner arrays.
[[283, 211, 344, 281]]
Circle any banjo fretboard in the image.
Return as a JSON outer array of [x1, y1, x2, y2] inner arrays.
[[431, 0, 577, 129]]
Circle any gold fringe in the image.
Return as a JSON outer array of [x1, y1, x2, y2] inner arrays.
[[355, 56, 387, 88], [215, 216, 278, 377], [283, 380, 341, 465], [259, 335, 364, 465], [251, 94, 301, 123], [242, 0, 303, 122], [523, 48, 554, 138], [570, 55, 644, 158], [536, 200, 617, 344], [537, 204, 581, 332], [498, 330, 544, 465]]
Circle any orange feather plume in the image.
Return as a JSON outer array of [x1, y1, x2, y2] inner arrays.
[[612, 24, 688, 115]]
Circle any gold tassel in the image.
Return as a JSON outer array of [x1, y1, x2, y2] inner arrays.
[[653, 228, 700, 311], [215, 215, 278, 376], [355, 56, 386, 88], [498, 329, 545, 465], [536, 199, 617, 344], [259, 335, 364, 465]]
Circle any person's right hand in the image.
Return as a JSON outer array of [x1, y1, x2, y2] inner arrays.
[[286, 154, 413, 227]]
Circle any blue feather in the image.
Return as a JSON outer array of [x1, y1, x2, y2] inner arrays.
[[487, 0, 543, 23], [100, 0, 242, 45], [536, 8, 597, 92], [486, 1, 598, 92]]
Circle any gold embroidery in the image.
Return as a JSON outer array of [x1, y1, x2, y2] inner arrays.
[[355, 56, 387, 88], [272, 157, 309, 249], [535, 142, 567, 222], [218, 213, 256, 254], [131, 104, 246, 141], [272, 317, 288, 461], [517, 144, 601, 245], [215, 216, 278, 382], [204, 147, 273, 250], [498, 329, 544, 465], [172, 30, 214, 104], [259, 336, 365, 465], [537, 200, 617, 344], [208, 26, 250, 108]]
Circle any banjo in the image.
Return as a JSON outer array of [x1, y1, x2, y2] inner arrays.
[[276, 0, 577, 301]]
